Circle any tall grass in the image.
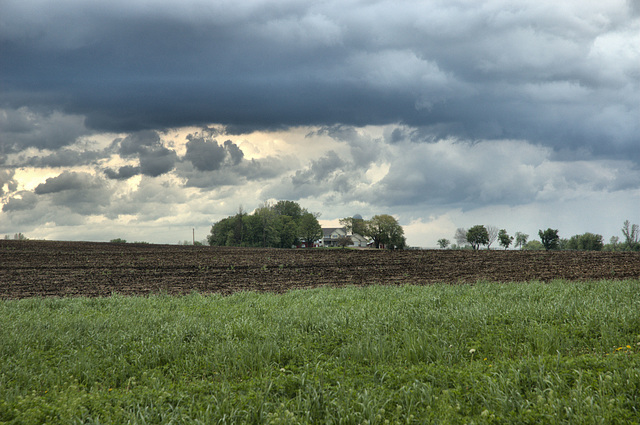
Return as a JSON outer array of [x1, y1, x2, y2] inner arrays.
[[1, 280, 639, 424]]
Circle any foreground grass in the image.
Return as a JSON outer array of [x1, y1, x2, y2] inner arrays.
[[1, 280, 639, 424]]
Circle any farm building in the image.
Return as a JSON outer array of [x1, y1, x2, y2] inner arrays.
[[320, 228, 369, 247]]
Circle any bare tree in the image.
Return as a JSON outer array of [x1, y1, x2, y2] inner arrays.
[[454, 228, 468, 246], [336, 235, 353, 248], [622, 220, 639, 249], [486, 225, 499, 249]]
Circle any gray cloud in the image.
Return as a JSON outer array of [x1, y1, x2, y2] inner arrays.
[[1, 1, 637, 162], [34, 171, 95, 194], [184, 137, 227, 172], [368, 138, 640, 209], [291, 151, 345, 186], [0, 108, 90, 153], [115, 130, 178, 177], [19, 148, 104, 168], [104, 165, 141, 180], [139, 147, 178, 177], [34, 171, 112, 215], [0, 170, 18, 196], [224, 140, 244, 165], [2, 191, 38, 212], [184, 136, 245, 172]]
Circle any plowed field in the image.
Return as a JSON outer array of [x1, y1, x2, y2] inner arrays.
[[1, 240, 639, 299]]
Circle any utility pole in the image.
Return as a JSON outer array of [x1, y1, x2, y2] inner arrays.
[[192, 228, 195, 245]]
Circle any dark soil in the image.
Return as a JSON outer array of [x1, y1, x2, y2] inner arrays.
[[1, 240, 639, 299]]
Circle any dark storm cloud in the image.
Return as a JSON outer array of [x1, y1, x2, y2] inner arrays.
[[34, 171, 101, 194], [224, 140, 244, 165], [175, 128, 284, 188], [184, 137, 227, 172], [104, 165, 141, 180], [115, 130, 178, 177], [0, 108, 90, 153], [184, 136, 245, 172], [1, 1, 638, 161]]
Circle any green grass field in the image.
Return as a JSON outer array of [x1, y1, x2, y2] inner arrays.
[[1, 280, 639, 424]]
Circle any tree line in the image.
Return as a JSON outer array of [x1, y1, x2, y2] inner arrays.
[[207, 201, 323, 248], [207, 200, 406, 249], [438, 220, 640, 251]]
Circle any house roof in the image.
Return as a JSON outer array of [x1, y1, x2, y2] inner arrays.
[[322, 228, 345, 238]]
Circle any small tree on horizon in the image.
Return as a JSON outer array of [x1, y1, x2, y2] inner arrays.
[[454, 228, 468, 247], [466, 225, 489, 250], [621, 220, 639, 250], [437, 238, 450, 249], [538, 228, 560, 250], [298, 212, 322, 248], [514, 232, 529, 250], [498, 229, 513, 250], [336, 235, 353, 248]]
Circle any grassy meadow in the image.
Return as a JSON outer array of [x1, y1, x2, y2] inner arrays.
[[1, 280, 639, 424]]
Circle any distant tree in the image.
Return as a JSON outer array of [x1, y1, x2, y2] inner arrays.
[[208, 200, 317, 248], [208, 217, 235, 246], [621, 220, 640, 250], [339, 215, 366, 236], [514, 232, 529, 250], [604, 236, 621, 252], [272, 200, 304, 220], [7, 233, 28, 240], [233, 206, 247, 245], [454, 228, 468, 247], [437, 238, 450, 249], [365, 214, 405, 249], [110, 238, 127, 243], [486, 225, 499, 249], [498, 229, 513, 250], [298, 212, 322, 248], [558, 238, 570, 250], [523, 240, 545, 250], [466, 225, 489, 250], [336, 235, 353, 248], [254, 202, 280, 247], [278, 216, 299, 248], [538, 228, 560, 250], [564, 233, 604, 251]]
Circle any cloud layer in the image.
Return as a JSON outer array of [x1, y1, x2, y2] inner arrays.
[[2, 0, 638, 158]]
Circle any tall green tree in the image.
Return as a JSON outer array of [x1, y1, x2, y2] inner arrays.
[[339, 216, 367, 236], [298, 212, 322, 247], [364, 214, 405, 249], [277, 216, 299, 248], [514, 232, 529, 250], [565, 232, 603, 251], [273, 200, 305, 220], [538, 228, 560, 250], [621, 220, 640, 251], [466, 225, 489, 250], [498, 229, 513, 250]]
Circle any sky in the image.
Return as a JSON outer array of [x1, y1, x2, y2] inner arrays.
[[1, 0, 639, 247]]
